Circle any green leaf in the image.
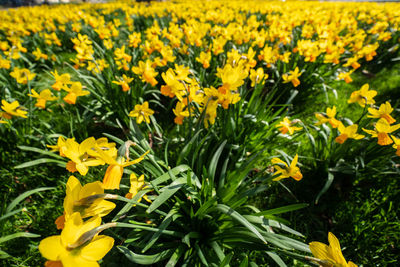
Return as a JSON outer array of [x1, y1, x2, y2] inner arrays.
[[6, 187, 55, 213], [0, 232, 40, 244], [0, 249, 11, 259], [118, 246, 174, 265], [315, 172, 334, 204], [208, 140, 227, 184], [18, 146, 64, 159], [254, 204, 308, 217], [216, 204, 267, 244], [219, 252, 234, 267], [266, 251, 287, 267], [166, 245, 185, 267], [146, 177, 186, 213], [14, 158, 66, 169]]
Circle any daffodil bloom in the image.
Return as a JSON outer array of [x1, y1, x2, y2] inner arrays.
[[367, 101, 396, 124], [196, 51, 211, 69], [10, 67, 36, 84], [55, 176, 115, 229], [112, 75, 134, 92], [335, 123, 364, 144], [129, 102, 154, 124], [282, 67, 301, 87], [47, 136, 67, 157], [309, 232, 357, 267], [126, 173, 151, 202], [132, 60, 158, 86], [391, 135, 400, 156], [271, 154, 302, 181], [337, 70, 354, 84], [362, 119, 400, 146], [51, 70, 72, 91], [39, 212, 114, 267], [276, 117, 302, 135], [63, 82, 90, 105], [95, 147, 149, 190], [347, 84, 377, 107], [32, 47, 48, 60], [249, 67, 266, 87], [216, 64, 248, 91], [173, 101, 190, 125], [0, 100, 28, 119], [28, 89, 57, 109], [63, 137, 104, 176], [315, 106, 341, 128]]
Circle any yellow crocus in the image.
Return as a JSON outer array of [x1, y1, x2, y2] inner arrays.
[[309, 232, 357, 267], [39, 213, 114, 267], [271, 154, 303, 181], [362, 119, 400, 146]]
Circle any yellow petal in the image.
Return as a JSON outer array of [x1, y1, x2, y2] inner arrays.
[[80, 235, 114, 261], [79, 181, 104, 199], [309, 241, 331, 261], [39, 236, 64, 261]]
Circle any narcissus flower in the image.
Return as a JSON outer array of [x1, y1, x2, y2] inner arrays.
[[28, 89, 57, 109], [367, 101, 396, 124], [315, 106, 341, 128], [112, 75, 134, 92], [309, 232, 357, 267], [55, 176, 115, 229], [335, 123, 364, 144], [362, 119, 400, 146], [10, 67, 36, 84], [249, 67, 266, 87], [282, 67, 301, 87], [271, 154, 303, 181], [276, 117, 302, 135], [39, 213, 114, 267], [129, 102, 154, 124], [126, 173, 151, 202], [0, 100, 28, 119], [347, 84, 377, 107], [392, 135, 400, 156], [63, 82, 90, 104]]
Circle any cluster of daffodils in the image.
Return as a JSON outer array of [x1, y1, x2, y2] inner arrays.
[[40, 136, 150, 266]]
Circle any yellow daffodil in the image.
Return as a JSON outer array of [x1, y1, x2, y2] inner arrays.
[[367, 101, 396, 124], [112, 74, 134, 92], [55, 176, 115, 230], [391, 135, 400, 156], [276, 117, 302, 135], [39, 212, 114, 267], [347, 84, 377, 107], [315, 106, 341, 128], [335, 123, 364, 144], [196, 51, 211, 69], [282, 67, 301, 87], [47, 136, 67, 157], [173, 101, 190, 125], [309, 232, 357, 267], [132, 60, 158, 86], [51, 70, 72, 91], [10, 67, 36, 84], [63, 82, 90, 105], [362, 118, 400, 146], [271, 154, 303, 181], [249, 67, 266, 87], [126, 173, 151, 202], [129, 102, 154, 124], [27, 89, 57, 109], [1, 100, 28, 119]]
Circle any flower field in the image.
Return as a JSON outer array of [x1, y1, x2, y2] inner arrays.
[[1, 0, 400, 266]]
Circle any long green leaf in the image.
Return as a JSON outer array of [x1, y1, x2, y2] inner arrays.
[[14, 158, 66, 169], [6, 187, 55, 213], [254, 204, 308, 217], [147, 177, 186, 213], [266, 251, 287, 267], [118, 246, 174, 265], [0, 232, 40, 244]]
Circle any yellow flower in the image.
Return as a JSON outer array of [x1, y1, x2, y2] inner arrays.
[[362, 119, 400, 146], [282, 67, 301, 87], [347, 84, 377, 107], [28, 89, 57, 109], [367, 101, 396, 124], [132, 60, 158, 86], [126, 173, 151, 202], [39, 212, 114, 267], [10, 67, 36, 84], [391, 135, 400, 157], [129, 101, 154, 124], [55, 176, 115, 230], [1, 100, 28, 119], [276, 117, 302, 135], [63, 82, 90, 105], [335, 123, 364, 144], [309, 232, 357, 267], [271, 154, 302, 181], [112, 74, 134, 92], [249, 67, 266, 87], [315, 106, 341, 128], [51, 70, 72, 91]]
